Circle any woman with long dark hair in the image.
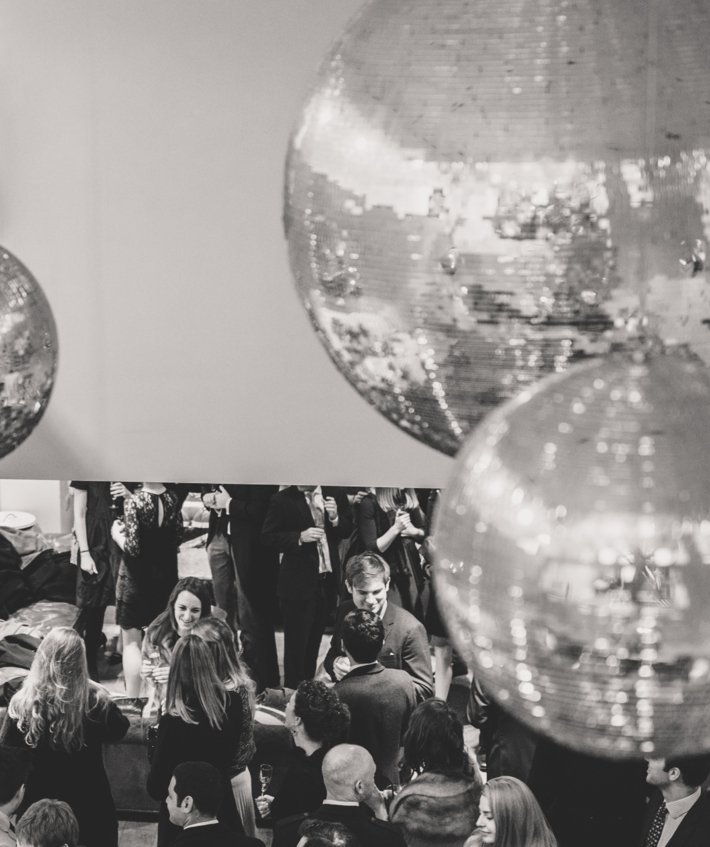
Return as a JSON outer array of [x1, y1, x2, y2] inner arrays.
[[390, 698, 482, 847], [147, 634, 245, 846], [141, 577, 212, 711], [192, 616, 257, 836], [473, 776, 557, 847], [1, 627, 129, 847]]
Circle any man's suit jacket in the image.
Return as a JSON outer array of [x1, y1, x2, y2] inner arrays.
[[639, 790, 710, 847], [173, 821, 264, 847], [261, 486, 352, 601], [272, 802, 407, 847], [335, 662, 416, 786], [324, 599, 433, 702]]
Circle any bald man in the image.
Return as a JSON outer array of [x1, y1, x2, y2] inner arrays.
[[272, 745, 406, 847]]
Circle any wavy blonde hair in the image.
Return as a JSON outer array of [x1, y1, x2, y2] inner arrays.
[[165, 634, 227, 730], [8, 627, 106, 753]]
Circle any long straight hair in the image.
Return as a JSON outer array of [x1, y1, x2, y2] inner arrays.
[[8, 627, 105, 753], [375, 487, 419, 513], [191, 616, 255, 711], [484, 776, 557, 847], [165, 634, 227, 730]]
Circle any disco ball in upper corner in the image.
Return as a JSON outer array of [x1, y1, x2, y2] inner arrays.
[[434, 350, 710, 759], [284, 0, 710, 456], [0, 248, 58, 460]]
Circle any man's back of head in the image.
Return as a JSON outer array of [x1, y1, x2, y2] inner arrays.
[[15, 799, 79, 847], [341, 609, 384, 665], [297, 818, 361, 847], [322, 744, 376, 802], [168, 760, 224, 828]]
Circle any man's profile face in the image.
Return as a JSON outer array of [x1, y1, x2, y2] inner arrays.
[[166, 776, 188, 827], [348, 574, 389, 617], [645, 758, 669, 787]]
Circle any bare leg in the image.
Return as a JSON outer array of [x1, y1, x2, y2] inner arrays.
[[122, 626, 143, 697]]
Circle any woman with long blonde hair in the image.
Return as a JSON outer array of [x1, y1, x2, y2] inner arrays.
[[1, 627, 129, 847], [146, 634, 246, 846], [192, 616, 257, 836], [475, 776, 557, 847]]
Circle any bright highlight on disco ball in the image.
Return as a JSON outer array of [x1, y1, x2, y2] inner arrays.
[[434, 351, 710, 759], [285, 0, 710, 455], [0, 248, 57, 459]]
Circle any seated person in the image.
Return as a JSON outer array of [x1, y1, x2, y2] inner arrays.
[[15, 800, 79, 847], [274, 745, 406, 847], [323, 553, 433, 702], [167, 761, 264, 847], [334, 610, 415, 786], [256, 681, 350, 823], [0, 746, 31, 847]]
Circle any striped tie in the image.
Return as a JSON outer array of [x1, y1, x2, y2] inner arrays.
[[644, 801, 668, 847]]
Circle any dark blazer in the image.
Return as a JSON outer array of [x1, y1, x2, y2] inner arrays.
[[324, 600, 433, 702], [270, 746, 328, 823], [173, 822, 264, 847], [273, 802, 407, 847], [335, 662, 416, 786], [639, 790, 710, 847], [261, 486, 353, 601]]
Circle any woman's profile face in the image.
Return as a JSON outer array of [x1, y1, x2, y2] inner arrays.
[[477, 793, 496, 844], [173, 590, 203, 635]]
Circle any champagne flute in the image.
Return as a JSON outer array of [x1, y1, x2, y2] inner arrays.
[[258, 763, 273, 797]]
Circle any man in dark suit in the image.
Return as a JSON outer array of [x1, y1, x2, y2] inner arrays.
[[272, 745, 406, 847], [335, 609, 415, 786], [640, 754, 710, 847], [322, 552, 433, 702], [168, 761, 264, 847], [262, 485, 352, 688], [206, 484, 281, 690]]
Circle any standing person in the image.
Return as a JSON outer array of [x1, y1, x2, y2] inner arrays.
[[262, 485, 352, 688], [112, 482, 183, 698], [147, 635, 246, 847], [141, 578, 213, 713], [639, 755, 710, 847], [334, 609, 415, 787], [355, 488, 427, 619], [167, 762, 264, 847], [474, 776, 557, 847], [323, 553, 433, 703], [69, 481, 117, 681], [390, 699, 481, 847], [203, 485, 280, 691], [192, 617, 257, 838], [1, 628, 129, 847]]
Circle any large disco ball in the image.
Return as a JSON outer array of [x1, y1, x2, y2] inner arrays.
[[285, 0, 710, 455], [0, 248, 57, 459], [434, 350, 710, 758]]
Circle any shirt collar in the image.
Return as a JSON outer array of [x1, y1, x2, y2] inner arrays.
[[0, 811, 11, 834], [666, 787, 701, 820], [184, 819, 219, 830], [323, 799, 359, 807]]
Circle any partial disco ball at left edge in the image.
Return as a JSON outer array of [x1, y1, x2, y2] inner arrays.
[[0, 248, 58, 460]]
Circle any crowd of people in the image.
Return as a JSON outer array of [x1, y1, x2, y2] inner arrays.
[[0, 483, 708, 846]]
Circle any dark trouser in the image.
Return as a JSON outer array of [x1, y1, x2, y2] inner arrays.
[[207, 530, 238, 629], [235, 568, 280, 691], [280, 579, 328, 689], [74, 606, 106, 681]]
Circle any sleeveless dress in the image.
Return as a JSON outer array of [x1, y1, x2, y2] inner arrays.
[[115, 488, 182, 629]]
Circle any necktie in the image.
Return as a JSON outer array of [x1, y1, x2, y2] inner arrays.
[[305, 490, 332, 574], [644, 802, 668, 847]]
